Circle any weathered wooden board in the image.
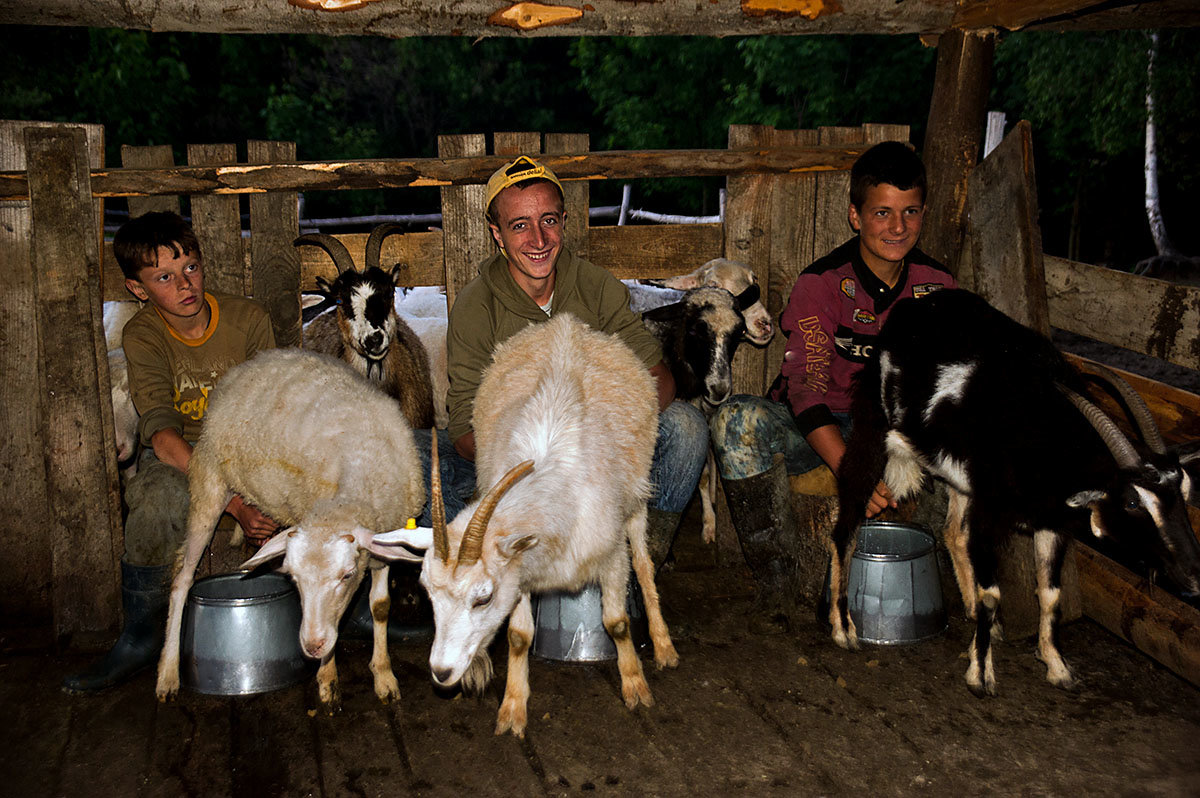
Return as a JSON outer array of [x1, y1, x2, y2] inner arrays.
[[0, 146, 867, 201], [547, 132, 591, 263], [960, 120, 1049, 335], [298, 230, 447, 291], [591, 224, 724, 280], [248, 140, 301, 346], [0, 120, 101, 631], [438, 134, 490, 310], [10, 0, 1195, 38], [1047, 255, 1200, 373], [120, 144, 180, 218], [921, 28, 994, 273], [187, 143, 245, 296], [26, 126, 122, 637], [1074, 542, 1200, 688]]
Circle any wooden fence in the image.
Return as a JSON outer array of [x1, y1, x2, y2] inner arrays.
[[2, 119, 1199, 645]]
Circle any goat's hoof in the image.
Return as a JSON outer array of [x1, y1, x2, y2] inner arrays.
[[965, 674, 997, 699], [622, 678, 654, 710], [318, 682, 342, 715], [655, 642, 679, 670], [701, 525, 716, 545], [495, 703, 527, 738], [155, 671, 180, 702], [374, 673, 402, 704], [1045, 668, 1075, 691]]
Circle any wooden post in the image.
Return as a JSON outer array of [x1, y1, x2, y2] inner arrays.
[[960, 120, 1050, 335], [26, 126, 122, 638], [545, 133, 591, 262], [438, 134, 490, 309], [0, 121, 108, 640], [921, 28, 995, 274], [187, 143, 245, 296], [248, 140, 301, 347]]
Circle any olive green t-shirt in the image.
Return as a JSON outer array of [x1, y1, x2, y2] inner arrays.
[[122, 292, 276, 446], [446, 248, 662, 442]]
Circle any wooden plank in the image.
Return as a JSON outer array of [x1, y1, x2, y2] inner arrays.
[[1075, 542, 1200, 688], [438, 134, 490, 309], [590, 224, 723, 279], [1047, 255, 1200, 372], [0, 146, 867, 201], [25, 125, 122, 637], [119, 144, 179, 217], [920, 29, 995, 272], [299, 230, 446, 291], [247, 140, 301, 347], [186, 143, 244, 296], [725, 125, 775, 398], [960, 120, 1049, 335], [546, 133, 591, 263]]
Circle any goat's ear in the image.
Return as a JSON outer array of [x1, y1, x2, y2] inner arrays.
[[238, 528, 294, 571], [496, 533, 537, 560], [1176, 441, 1200, 505], [368, 525, 432, 562], [314, 276, 334, 296], [734, 283, 760, 310], [1066, 490, 1109, 539], [389, 263, 407, 286]]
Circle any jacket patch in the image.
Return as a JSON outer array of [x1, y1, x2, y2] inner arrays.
[[853, 308, 876, 325], [912, 282, 946, 299], [840, 277, 856, 299]]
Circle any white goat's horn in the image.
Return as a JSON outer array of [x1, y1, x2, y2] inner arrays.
[[430, 429, 449, 564], [1087, 364, 1166, 454], [364, 223, 404, 273], [293, 233, 356, 275], [457, 460, 534, 568], [1060, 385, 1140, 469]]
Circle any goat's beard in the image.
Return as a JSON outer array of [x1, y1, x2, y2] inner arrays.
[[363, 355, 385, 381], [460, 650, 494, 696]]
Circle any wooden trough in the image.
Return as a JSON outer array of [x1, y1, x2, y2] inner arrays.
[[2, 119, 1200, 692]]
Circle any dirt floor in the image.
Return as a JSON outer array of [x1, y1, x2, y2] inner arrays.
[[2, 513, 1199, 798]]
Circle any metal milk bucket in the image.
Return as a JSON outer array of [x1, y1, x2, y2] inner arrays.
[[181, 572, 315, 695], [531, 576, 650, 662]]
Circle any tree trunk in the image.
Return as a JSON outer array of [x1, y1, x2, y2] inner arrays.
[[1144, 30, 1176, 259]]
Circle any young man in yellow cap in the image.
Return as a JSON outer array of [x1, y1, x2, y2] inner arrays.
[[446, 155, 708, 568]]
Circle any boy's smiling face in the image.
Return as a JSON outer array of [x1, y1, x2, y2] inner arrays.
[[125, 244, 209, 333], [849, 182, 926, 279]]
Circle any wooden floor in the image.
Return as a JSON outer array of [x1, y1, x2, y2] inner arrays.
[[4, 530, 1200, 797]]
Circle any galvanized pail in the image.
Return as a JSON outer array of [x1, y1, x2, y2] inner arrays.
[[531, 577, 649, 662]]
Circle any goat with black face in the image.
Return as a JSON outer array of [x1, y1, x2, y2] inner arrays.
[[298, 224, 436, 431], [828, 289, 1200, 697]]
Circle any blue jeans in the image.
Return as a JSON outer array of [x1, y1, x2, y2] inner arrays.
[[709, 395, 852, 481], [649, 401, 710, 515], [411, 428, 477, 528]]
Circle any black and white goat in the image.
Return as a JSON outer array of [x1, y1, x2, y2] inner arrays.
[[639, 258, 774, 346], [298, 224, 435, 430], [829, 289, 1200, 697], [642, 285, 756, 542]]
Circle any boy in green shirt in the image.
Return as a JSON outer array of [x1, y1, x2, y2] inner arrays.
[[64, 211, 277, 692]]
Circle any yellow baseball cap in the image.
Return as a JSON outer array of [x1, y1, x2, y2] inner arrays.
[[484, 155, 564, 218]]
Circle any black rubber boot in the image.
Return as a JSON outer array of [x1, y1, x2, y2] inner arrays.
[[644, 507, 684, 573], [340, 567, 433, 644], [722, 460, 811, 634], [62, 561, 171, 693]]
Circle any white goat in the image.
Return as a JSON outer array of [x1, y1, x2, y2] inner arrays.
[[155, 348, 427, 710], [103, 300, 143, 481], [387, 314, 679, 737]]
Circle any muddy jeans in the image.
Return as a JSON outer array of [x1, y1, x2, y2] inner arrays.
[[709, 395, 852, 481], [122, 449, 191, 567], [649, 401, 710, 515]]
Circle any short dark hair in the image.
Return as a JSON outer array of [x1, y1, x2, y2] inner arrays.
[[849, 141, 927, 209], [485, 177, 564, 225], [113, 211, 201, 281]]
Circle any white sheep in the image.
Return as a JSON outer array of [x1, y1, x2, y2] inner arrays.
[[154, 348, 428, 710], [394, 285, 450, 429], [385, 313, 679, 738]]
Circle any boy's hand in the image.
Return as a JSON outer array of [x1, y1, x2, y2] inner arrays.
[[865, 480, 896, 519], [226, 495, 281, 546]]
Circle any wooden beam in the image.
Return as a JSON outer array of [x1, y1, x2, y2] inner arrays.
[[959, 120, 1049, 335], [1046, 255, 1200, 373], [921, 28, 994, 273], [26, 126, 122, 638], [0, 146, 867, 201], [1074, 542, 1200, 689], [438, 134, 490, 309]]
